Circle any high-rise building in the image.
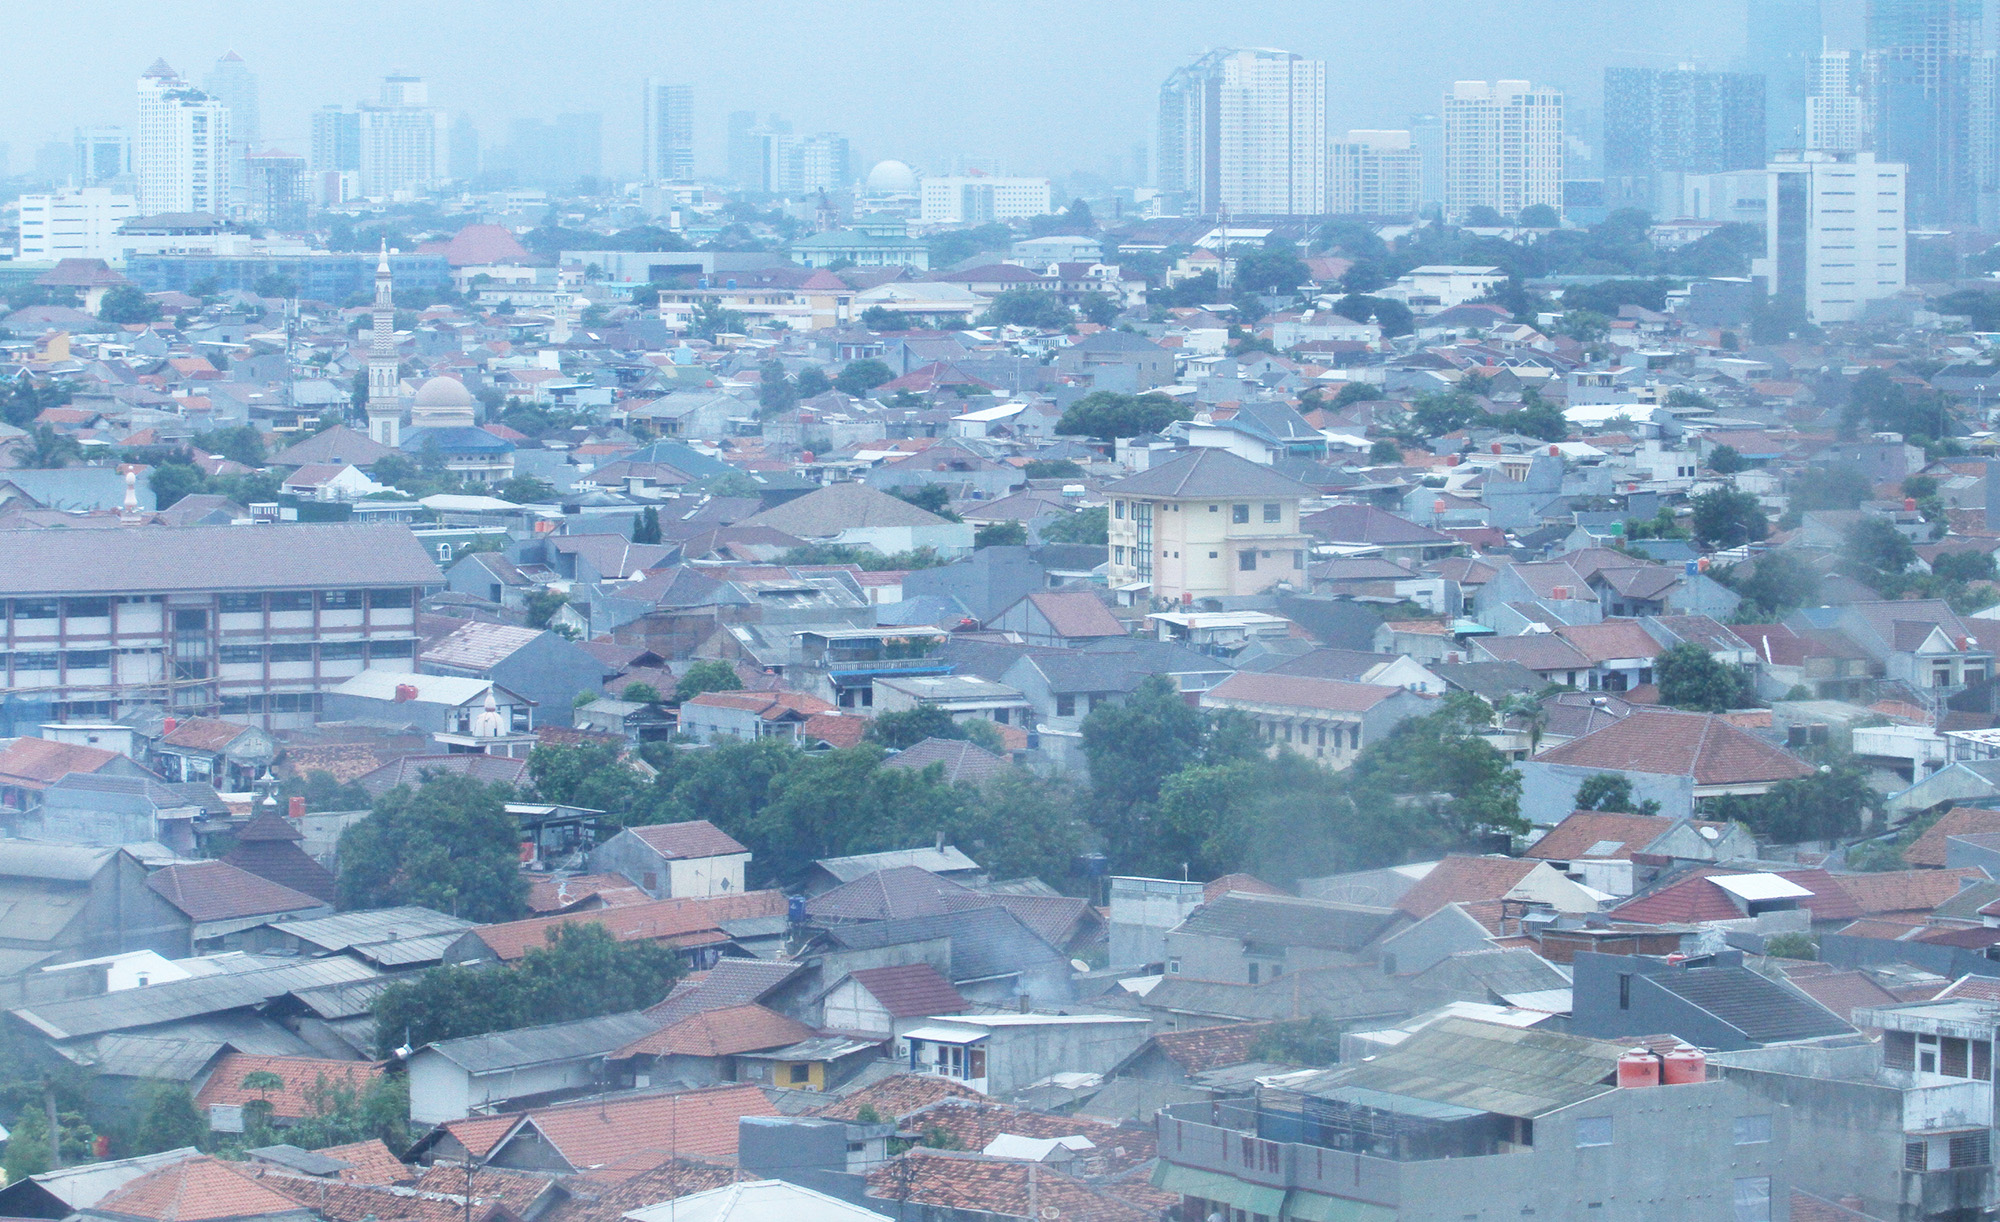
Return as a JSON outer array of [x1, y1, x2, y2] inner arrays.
[[498, 114, 603, 189], [1808, 50, 1869, 151], [1442, 80, 1564, 220], [135, 59, 231, 216], [357, 73, 445, 197], [17, 188, 138, 261], [73, 127, 132, 186], [1157, 48, 1326, 217], [1754, 148, 1907, 322], [448, 115, 480, 182], [761, 131, 850, 194], [1744, 0, 1823, 151], [1328, 130, 1423, 216], [202, 51, 259, 216], [242, 151, 307, 230], [1601, 67, 1765, 213], [919, 176, 1054, 223], [1407, 113, 1445, 211], [643, 80, 694, 182], [727, 110, 768, 190], [1864, 0, 1991, 224], [311, 106, 361, 173]]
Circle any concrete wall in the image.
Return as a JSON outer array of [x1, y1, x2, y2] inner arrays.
[[821, 977, 893, 1036], [1518, 760, 1694, 825], [1162, 928, 1357, 985], [586, 833, 746, 899], [984, 1021, 1151, 1095]]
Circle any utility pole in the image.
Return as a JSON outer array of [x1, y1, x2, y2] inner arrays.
[[44, 1078, 60, 1169]]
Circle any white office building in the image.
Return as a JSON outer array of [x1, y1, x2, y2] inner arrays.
[[1753, 149, 1907, 324], [1158, 47, 1326, 216], [358, 74, 445, 197], [642, 79, 694, 183], [16, 188, 138, 262], [135, 59, 231, 216], [1442, 80, 1564, 221], [1329, 130, 1424, 216], [1806, 50, 1867, 153], [919, 175, 1053, 223]]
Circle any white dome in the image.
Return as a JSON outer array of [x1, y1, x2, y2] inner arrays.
[[866, 160, 917, 195], [412, 376, 474, 408]]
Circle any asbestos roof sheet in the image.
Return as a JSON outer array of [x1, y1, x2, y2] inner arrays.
[[1308, 1015, 1627, 1119], [0, 523, 441, 596]]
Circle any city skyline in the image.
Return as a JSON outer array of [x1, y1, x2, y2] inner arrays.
[[3, 0, 1792, 184]]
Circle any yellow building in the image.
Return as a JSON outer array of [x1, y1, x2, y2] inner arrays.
[[1104, 448, 1315, 605]]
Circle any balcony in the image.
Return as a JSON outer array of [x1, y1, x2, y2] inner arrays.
[[1904, 1080, 1993, 1134], [1157, 1105, 1404, 1212]]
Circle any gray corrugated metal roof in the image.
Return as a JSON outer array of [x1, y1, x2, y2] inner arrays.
[[274, 906, 473, 951], [423, 1009, 664, 1074], [62, 1033, 227, 1081], [1175, 893, 1397, 952], [816, 846, 981, 883], [1650, 966, 1855, 1043], [12, 956, 380, 1040], [821, 907, 1063, 984], [1303, 1015, 1625, 1119]]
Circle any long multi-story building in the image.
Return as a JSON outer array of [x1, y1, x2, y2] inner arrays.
[[642, 80, 694, 183], [1158, 48, 1326, 217], [1328, 130, 1423, 216], [16, 188, 137, 262], [0, 524, 440, 732], [357, 73, 445, 197], [1754, 149, 1907, 324], [1602, 66, 1766, 213], [919, 175, 1053, 223], [758, 131, 850, 195], [1443, 79, 1564, 221], [135, 59, 230, 216]]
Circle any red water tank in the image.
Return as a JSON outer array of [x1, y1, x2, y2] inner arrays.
[[288, 796, 306, 819], [1447, 455, 1460, 466], [1434, 500, 1448, 514], [394, 683, 418, 703], [1491, 443, 1503, 454], [1549, 445, 1560, 456], [1905, 497, 1918, 511], [162, 716, 177, 735], [1663, 1045, 1706, 1084], [1617, 1049, 1660, 1088]]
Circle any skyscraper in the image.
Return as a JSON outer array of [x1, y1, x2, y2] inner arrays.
[[74, 127, 132, 186], [357, 73, 445, 197], [1328, 131, 1423, 216], [643, 80, 694, 182], [1864, 0, 1993, 225], [1602, 67, 1766, 213], [1744, 0, 1823, 151], [727, 110, 765, 190], [1808, 50, 1868, 151], [135, 59, 231, 216], [1443, 80, 1564, 220], [1157, 48, 1326, 217], [202, 52, 259, 217], [760, 131, 850, 194], [311, 106, 361, 173], [242, 151, 307, 229]]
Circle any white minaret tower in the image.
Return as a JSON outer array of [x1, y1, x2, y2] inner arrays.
[[365, 240, 402, 446]]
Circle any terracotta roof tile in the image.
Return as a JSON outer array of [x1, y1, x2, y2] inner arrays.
[[1525, 811, 1684, 862], [1202, 873, 1288, 901], [1531, 708, 1815, 786], [1786, 970, 1899, 1023], [1903, 808, 2000, 867], [517, 1085, 777, 1173], [897, 1098, 1157, 1176], [1829, 868, 1989, 917], [470, 891, 785, 961], [1396, 856, 1538, 918], [612, 1003, 815, 1058], [524, 873, 651, 914], [534, 1160, 747, 1222], [308, 1139, 411, 1185], [1204, 671, 1410, 713], [193, 1053, 381, 1121], [94, 1156, 315, 1222], [627, 820, 748, 860], [1144, 1021, 1275, 1074], [811, 1073, 985, 1121], [0, 736, 128, 789], [844, 963, 969, 1019], [147, 860, 325, 922], [865, 1150, 1164, 1222], [160, 718, 255, 752]]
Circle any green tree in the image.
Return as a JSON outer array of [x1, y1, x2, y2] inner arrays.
[[979, 290, 1073, 330], [1249, 1017, 1348, 1066], [974, 520, 1028, 548], [1039, 506, 1108, 545], [1023, 459, 1085, 479], [1573, 773, 1662, 817], [1342, 694, 1526, 853], [751, 745, 968, 883], [1708, 756, 1874, 843], [495, 474, 555, 504], [891, 484, 960, 519], [336, 774, 528, 921], [1933, 549, 1998, 584], [3, 1103, 52, 1181], [619, 682, 662, 704], [1690, 487, 1769, 549], [1655, 643, 1749, 712], [1233, 245, 1310, 297], [1517, 203, 1561, 228], [1079, 294, 1121, 326], [793, 365, 833, 399], [194, 426, 266, 467], [1789, 465, 1872, 513], [1762, 932, 1819, 960], [1055, 391, 1192, 439], [1081, 675, 1209, 866], [1729, 551, 1820, 617], [1368, 439, 1403, 464], [633, 506, 662, 545], [866, 706, 970, 750], [1708, 444, 1745, 475], [835, 358, 895, 396], [279, 1075, 413, 1151], [526, 743, 657, 824], [949, 771, 1084, 884], [18, 425, 83, 469], [133, 1083, 208, 1155], [98, 285, 161, 324], [689, 299, 748, 341], [525, 589, 568, 629], [674, 659, 744, 704], [1844, 517, 1916, 576], [859, 307, 904, 333], [758, 359, 797, 414]]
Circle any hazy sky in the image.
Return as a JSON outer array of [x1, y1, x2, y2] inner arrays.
[[6, 0, 1874, 182]]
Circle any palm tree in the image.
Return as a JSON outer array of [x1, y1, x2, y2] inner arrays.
[[1498, 694, 1548, 757], [18, 425, 81, 469]]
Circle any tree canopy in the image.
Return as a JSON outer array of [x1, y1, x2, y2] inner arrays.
[[1655, 642, 1750, 712], [335, 774, 527, 921], [1055, 391, 1192, 438]]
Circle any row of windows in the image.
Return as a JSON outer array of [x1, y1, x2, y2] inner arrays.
[[218, 640, 411, 664], [1113, 500, 1285, 522], [5, 589, 414, 620], [221, 693, 320, 715]]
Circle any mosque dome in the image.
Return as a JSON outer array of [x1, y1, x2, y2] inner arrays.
[[866, 160, 918, 195], [471, 691, 506, 738], [412, 376, 475, 408]]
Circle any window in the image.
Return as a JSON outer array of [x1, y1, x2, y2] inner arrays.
[[220, 645, 264, 664], [321, 590, 363, 609], [13, 653, 57, 671], [320, 642, 367, 660], [1617, 973, 1632, 1010], [65, 598, 109, 618], [1906, 1140, 1929, 1172], [1209, 504, 1219, 513], [1239, 551, 1257, 571], [788, 1064, 811, 1084], [65, 651, 109, 669], [1248, 963, 1259, 984], [1293, 550, 1304, 570], [268, 644, 314, 663], [1056, 695, 1076, 717], [1732, 1177, 1770, 1222], [1209, 551, 1217, 558], [218, 593, 262, 613], [12, 599, 57, 620], [1263, 503, 1280, 522], [369, 640, 415, 659], [1573, 1117, 1612, 1147], [1114, 500, 1124, 519], [1950, 1130, 1991, 1167], [268, 591, 312, 612], [1113, 546, 1126, 564], [1232, 504, 1249, 523], [174, 610, 208, 631], [368, 588, 414, 608], [1733, 1115, 1770, 1145], [1885, 1030, 1916, 1070], [1167, 958, 1181, 973]]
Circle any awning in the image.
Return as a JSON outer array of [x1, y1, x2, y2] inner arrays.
[[1151, 1162, 1286, 1217], [1283, 1190, 1398, 1222], [899, 1025, 987, 1044]]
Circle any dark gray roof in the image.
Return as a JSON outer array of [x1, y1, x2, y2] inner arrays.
[[1254, 648, 1391, 682], [820, 907, 1063, 984], [422, 1009, 664, 1073], [0, 524, 442, 596], [1142, 965, 1415, 1024], [1273, 596, 1389, 651], [1650, 965, 1854, 1043], [1104, 448, 1316, 499], [1175, 893, 1398, 952], [11, 956, 381, 1041], [1432, 661, 1544, 702]]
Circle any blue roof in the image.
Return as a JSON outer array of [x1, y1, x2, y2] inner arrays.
[[400, 426, 515, 456]]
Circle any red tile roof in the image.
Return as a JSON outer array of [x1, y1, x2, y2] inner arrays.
[[1145, 1021, 1274, 1073], [865, 1150, 1163, 1222], [612, 1003, 815, 1058], [1903, 808, 2000, 867], [1531, 708, 1815, 785], [193, 1053, 382, 1121], [525, 873, 651, 913], [147, 860, 325, 922], [1525, 811, 1684, 861], [1787, 971, 1900, 1023], [684, 690, 836, 719], [1203, 873, 1288, 901], [94, 1156, 314, 1222], [1396, 856, 1539, 918], [1017, 591, 1126, 639], [308, 1139, 411, 1185], [844, 963, 969, 1018], [0, 736, 128, 789], [811, 1073, 986, 1121], [627, 820, 748, 860], [468, 891, 785, 960], [520, 1085, 777, 1173], [1554, 621, 1665, 663], [160, 717, 255, 752], [1829, 868, 1989, 917]]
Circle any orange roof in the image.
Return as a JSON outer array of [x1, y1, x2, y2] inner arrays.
[[1903, 808, 2000, 867], [0, 736, 128, 789], [309, 1139, 411, 1185], [94, 1156, 313, 1222], [1395, 855, 1539, 918], [684, 689, 836, 719], [613, 1003, 815, 1058], [470, 891, 786, 961], [193, 1053, 382, 1121], [520, 1085, 776, 1173]]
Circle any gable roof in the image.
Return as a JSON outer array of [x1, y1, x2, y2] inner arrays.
[[1645, 964, 1853, 1043], [1204, 671, 1408, 713], [738, 482, 952, 535], [612, 1004, 815, 1059], [192, 1053, 382, 1121], [0, 736, 131, 789], [1007, 590, 1126, 638], [145, 860, 324, 923], [88, 1157, 313, 1222], [624, 820, 749, 861], [506, 1085, 776, 1171], [1531, 709, 1815, 785], [1395, 856, 1540, 919], [1102, 448, 1315, 499], [841, 964, 970, 1018], [1903, 807, 2000, 867], [880, 737, 1010, 783], [1524, 811, 1707, 862], [1175, 892, 1397, 952], [465, 891, 786, 961], [1302, 504, 1455, 545]]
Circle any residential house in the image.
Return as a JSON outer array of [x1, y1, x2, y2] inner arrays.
[[817, 963, 970, 1039], [1826, 601, 1993, 695], [896, 1014, 1151, 1095], [1199, 672, 1433, 768], [1302, 505, 1461, 564], [586, 821, 751, 899], [1524, 809, 1758, 896], [737, 482, 975, 557], [408, 1010, 667, 1123], [1162, 892, 1401, 984], [0, 843, 190, 971], [33, 774, 228, 857], [319, 671, 534, 738], [677, 689, 841, 745], [419, 620, 609, 721], [870, 674, 1033, 730], [1103, 449, 1314, 603], [1521, 708, 1817, 823], [0, 737, 159, 818], [412, 1084, 778, 1170], [146, 860, 329, 952], [982, 591, 1127, 647], [1570, 950, 1854, 1050]]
